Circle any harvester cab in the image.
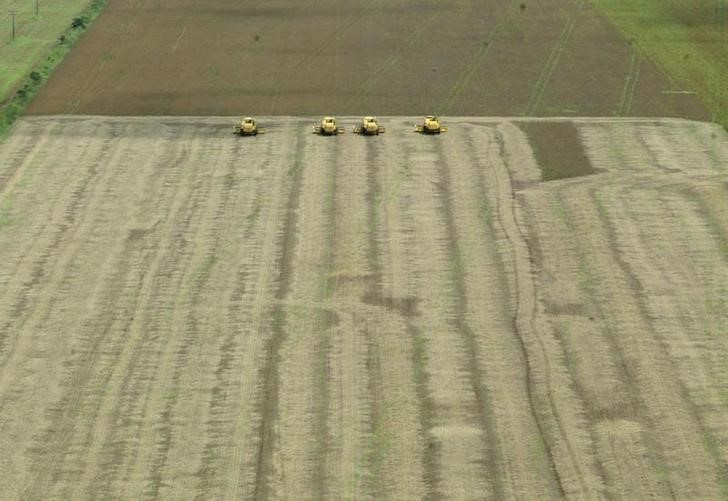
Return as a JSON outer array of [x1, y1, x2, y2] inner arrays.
[[353, 116, 385, 135], [234, 117, 265, 136], [415, 115, 448, 134], [313, 116, 345, 135]]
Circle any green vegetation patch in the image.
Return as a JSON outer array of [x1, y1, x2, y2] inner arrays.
[[589, 0, 728, 129], [0, 0, 109, 137]]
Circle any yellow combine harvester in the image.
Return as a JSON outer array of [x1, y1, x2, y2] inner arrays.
[[313, 116, 345, 136], [353, 116, 385, 135], [234, 117, 265, 136], [415, 115, 448, 134]]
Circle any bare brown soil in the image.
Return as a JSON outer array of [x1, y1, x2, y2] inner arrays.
[[0, 115, 727, 499], [27, 0, 709, 118], [523, 121, 595, 181]]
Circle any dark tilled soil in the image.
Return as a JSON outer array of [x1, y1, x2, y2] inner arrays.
[[27, 0, 709, 118], [522, 122, 595, 181]]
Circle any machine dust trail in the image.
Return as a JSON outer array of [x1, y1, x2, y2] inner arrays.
[[0, 116, 726, 499]]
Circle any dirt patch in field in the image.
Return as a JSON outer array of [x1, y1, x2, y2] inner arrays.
[[26, 0, 709, 119], [522, 122, 595, 181]]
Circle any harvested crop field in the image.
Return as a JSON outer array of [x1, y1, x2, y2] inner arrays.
[[1, 115, 727, 498], [27, 0, 709, 119]]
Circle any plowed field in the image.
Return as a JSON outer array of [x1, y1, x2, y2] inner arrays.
[[1, 116, 727, 498], [26, 0, 709, 118]]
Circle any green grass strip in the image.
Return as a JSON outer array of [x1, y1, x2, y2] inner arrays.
[[0, 0, 109, 138], [589, 0, 728, 129]]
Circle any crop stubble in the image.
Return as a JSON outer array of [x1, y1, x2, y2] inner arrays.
[[0, 116, 727, 498]]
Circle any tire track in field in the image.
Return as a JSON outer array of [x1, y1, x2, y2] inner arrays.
[[432, 138, 503, 499], [363, 138, 386, 498], [522, 1, 586, 117], [250, 127, 307, 500], [213, 125, 298, 500], [518, 189, 629, 500], [312, 137, 340, 499], [439, 0, 521, 114], [616, 50, 642, 116], [489, 128, 595, 498], [463, 126, 578, 499]]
